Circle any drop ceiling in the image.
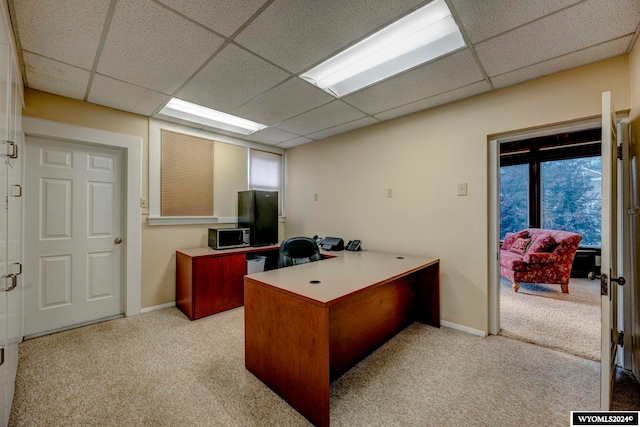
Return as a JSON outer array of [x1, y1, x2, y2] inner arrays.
[[9, 0, 640, 148]]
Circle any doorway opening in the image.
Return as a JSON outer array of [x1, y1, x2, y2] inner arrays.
[[498, 128, 602, 360]]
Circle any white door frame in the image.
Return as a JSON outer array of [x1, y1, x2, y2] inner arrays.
[[488, 116, 604, 335], [23, 117, 142, 316]]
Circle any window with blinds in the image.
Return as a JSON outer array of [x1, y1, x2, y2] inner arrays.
[[161, 130, 214, 216], [249, 149, 283, 214], [149, 120, 284, 224]]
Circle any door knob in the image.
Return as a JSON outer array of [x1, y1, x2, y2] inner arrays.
[[114, 237, 122, 244], [587, 271, 600, 281], [612, 276, 626, 286], [588, 271, 626, 285]]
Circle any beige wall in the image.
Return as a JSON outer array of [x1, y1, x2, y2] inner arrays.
[[23, 89, 284, 309], [286, 56, 631, 332]]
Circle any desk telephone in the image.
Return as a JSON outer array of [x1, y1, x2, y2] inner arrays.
[[345, 240, 362, 251], [313, 235, 362, 251]]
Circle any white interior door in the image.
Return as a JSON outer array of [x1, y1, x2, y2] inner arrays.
[[24, 137, 124, 337], [0, 33, 11, 427], [600, 91, 619, 410], [5, 62, 21, 421]]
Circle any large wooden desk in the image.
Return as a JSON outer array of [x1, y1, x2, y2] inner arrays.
[[244, 251, 440, 427]]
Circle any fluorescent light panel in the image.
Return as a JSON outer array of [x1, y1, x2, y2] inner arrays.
[[300, 0, 465, 97], [159, 98, 267, 135]]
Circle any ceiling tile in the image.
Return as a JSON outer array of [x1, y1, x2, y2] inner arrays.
[[344, 49, 484, 114], [22, 52, 90, 100], [157, 0, 265, 37], [475, 0, 640, 77], [451, 0, 580, 43], [97, 0, 224, 94], [244, 127, 300, 144], [13, 0, 110, 69], [177, 44, 290, 113], [306, 117, 379, 140], [276, 137, 315, 149], [275, 101, 367, 135], [374, 81, 491, 121], [235, 0, 424, 73], [88, 75, 170, 116], [492, 36, 632, 89], [232, 78, 334, 125]]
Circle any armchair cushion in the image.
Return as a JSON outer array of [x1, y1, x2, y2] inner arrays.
[[501, 230, 529, 250], [523, 252, 560, 264], [500, 251, 528, 271], [508, 237, 531, 254], [527, 234, 556, 254]]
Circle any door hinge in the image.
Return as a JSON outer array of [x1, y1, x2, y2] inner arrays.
[[612, 330, 624, 346], [11, 184, 22, 197], [617, 144, 623, 160], [0, 347, 4, 366], [2, 140, 17, 159]]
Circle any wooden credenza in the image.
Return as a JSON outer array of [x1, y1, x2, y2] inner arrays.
[[176, 245, 279, 320]]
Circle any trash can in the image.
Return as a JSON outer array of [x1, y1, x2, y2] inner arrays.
[[246, 254, 266, 275]]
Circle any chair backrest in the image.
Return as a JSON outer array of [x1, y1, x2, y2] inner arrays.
[[279, 237, 322, 268]]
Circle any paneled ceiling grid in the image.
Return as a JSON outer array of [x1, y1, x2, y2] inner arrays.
[[9, 0, 640, 147]]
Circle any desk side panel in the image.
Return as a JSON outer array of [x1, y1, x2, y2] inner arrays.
[[176, 252, 194, 320], [412, 262, 440, 327], [244, 278, 330, 427], [329, 275, 414, 380]]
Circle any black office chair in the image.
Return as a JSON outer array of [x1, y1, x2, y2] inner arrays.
[[279, 237, 322, 268]]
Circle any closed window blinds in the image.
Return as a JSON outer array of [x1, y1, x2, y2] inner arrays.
[[249, 149, 283, 214], [161, 130, 214, 216]]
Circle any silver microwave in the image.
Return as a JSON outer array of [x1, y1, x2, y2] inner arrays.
[[208, 228, 250, 249]]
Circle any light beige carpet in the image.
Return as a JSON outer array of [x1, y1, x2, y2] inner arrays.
[[500, 278, 600, 361], [10, 307, 599, 426]]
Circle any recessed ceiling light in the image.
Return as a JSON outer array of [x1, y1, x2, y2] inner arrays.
[[159, 98, 267, 135], [300, 0, 465, 97]]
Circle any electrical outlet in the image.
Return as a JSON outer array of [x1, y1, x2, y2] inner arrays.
[[140, 198, 148, 208], [457, 183, 467, 196]]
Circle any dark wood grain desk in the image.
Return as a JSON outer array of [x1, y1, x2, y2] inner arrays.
[[244, 251, 440, 427], [176, 245, 279, 320]]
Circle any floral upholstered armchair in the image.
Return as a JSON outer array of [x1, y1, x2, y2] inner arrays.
[[499, 228, 582, 293]]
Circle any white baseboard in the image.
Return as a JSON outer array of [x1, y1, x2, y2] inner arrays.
[[440, 320, 488, 337], [140, 302, 176, 314]]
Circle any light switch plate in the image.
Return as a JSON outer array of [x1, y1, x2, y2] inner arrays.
[[140, 198, 148, 208], [457, 183, 467, 196]]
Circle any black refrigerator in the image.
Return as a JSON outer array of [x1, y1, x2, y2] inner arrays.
[[238, 190, 278, 246]]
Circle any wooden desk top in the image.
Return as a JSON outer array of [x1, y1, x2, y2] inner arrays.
[[245, 250, 439, 307], [177, 244, 280, 258]]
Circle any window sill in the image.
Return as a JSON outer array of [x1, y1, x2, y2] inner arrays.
[[147, 216, 285, 226]]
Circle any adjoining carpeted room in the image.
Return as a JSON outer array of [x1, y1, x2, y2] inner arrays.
[[499, 277, 600, 361]]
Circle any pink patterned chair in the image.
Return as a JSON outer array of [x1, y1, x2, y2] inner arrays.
[[499, 228, 582, 293]]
